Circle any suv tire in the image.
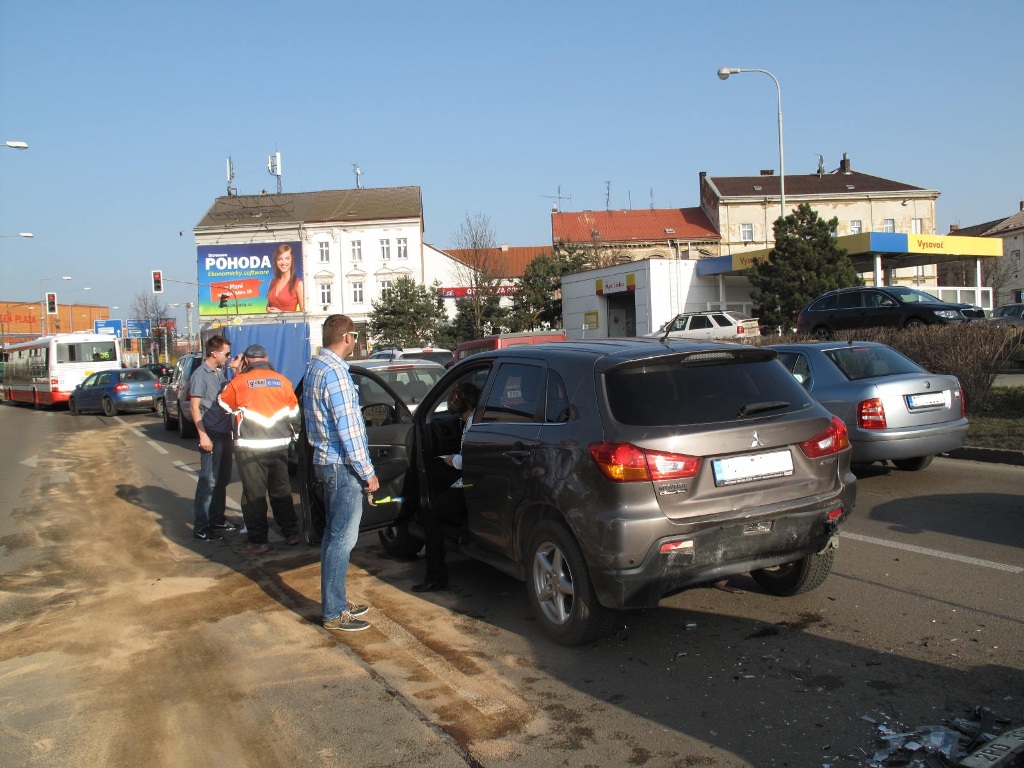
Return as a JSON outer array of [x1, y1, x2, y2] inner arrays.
[[526, 520, 615, 646], [378, 522, 424, 558], [752, 546, 835, 596]]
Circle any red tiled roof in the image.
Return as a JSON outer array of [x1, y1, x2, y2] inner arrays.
[[551, 207, 719, 244], [439, 245, 551, 279]]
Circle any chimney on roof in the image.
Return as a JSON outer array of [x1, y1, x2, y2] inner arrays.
[[500, 243, 509, 251], [1020, 200, 1024, 211], [949, 224, 960, 233], [760, 169, 775, 176], [840, 152, 852, 175]]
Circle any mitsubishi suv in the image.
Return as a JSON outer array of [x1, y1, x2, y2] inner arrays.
[[300, 339, 857, 645]]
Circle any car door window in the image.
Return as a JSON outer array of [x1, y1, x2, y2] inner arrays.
[[81, 373, 99, 388], [688, 315, 713, 330], [96, 372, 112, 386], [481, 363, 545, 423], [837, 292, 863, 309], [775, 352, 813, 388], [711, 314, 731, 327]]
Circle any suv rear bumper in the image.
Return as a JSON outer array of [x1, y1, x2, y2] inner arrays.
[[585, 492, 854, 610]]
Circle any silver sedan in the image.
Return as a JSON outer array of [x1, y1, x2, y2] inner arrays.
[[769, 341, 967, 471]]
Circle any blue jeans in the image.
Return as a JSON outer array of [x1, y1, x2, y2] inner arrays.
[[193, 433, 233, 531], [316, 463, 364, 621]]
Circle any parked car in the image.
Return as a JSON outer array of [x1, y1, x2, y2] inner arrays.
[[796, 286, 985, 338], [299, 338, 856, 645], [69, 368, 163, 416], [987, 304, 1024, 329], [453, 330, 567, 364], [353, 359, 444, 411], [644, 310, 760, 340], [160, 352, 204, 438], [142, 362, 174, 378], [367, 346, 454, 367], [769, 341, 967, 471]]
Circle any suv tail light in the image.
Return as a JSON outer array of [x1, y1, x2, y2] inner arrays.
[[589, 442, 700, 482], [800, 416, 850, 458], [857, 398, 886, 430]]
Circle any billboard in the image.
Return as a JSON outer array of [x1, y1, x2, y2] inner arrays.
[[197, 242, 304, 316]]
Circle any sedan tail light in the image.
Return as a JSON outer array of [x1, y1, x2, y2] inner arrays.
[[800, 416, 850, 458], [858, 398, 887, 430], [957, 388, 966, 418], [589, 442, 700, 482]]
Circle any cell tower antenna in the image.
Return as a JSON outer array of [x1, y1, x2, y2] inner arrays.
[[353, 164, 363, 189], [226, 156, 237, 196], [267, 151, 282, 194], [540, 184, 572, 212]]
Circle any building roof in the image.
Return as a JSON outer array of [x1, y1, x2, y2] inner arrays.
[[951, 218, 1007, 238], [439, 245, 551, 279], [983, 208, 1024, 237], [195, 186, 423, 229], [707, 170, 928, 199], [551, 207, 719, 244]]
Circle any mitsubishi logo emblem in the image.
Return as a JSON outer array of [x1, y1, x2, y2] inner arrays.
[[751, 431, 765, 448]]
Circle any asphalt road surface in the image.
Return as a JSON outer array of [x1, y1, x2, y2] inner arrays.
[[1, 402, 1021, 767]]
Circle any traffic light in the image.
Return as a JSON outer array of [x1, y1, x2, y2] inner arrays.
[[46, 292, 57, 314], [219, 294, 229, 308], [124, 338, 133, 351], [151, 270, 163, 293]]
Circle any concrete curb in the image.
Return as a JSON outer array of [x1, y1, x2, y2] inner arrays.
[[948, 446, 1024, 466]]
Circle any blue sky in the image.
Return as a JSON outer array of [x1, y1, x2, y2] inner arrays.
[[2, 0, 1022, 328]]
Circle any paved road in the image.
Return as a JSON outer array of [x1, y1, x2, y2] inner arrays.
[[1, 402, 1021, 767]]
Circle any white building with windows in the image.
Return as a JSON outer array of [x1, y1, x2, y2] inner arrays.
[[192, 186, 463, 353]]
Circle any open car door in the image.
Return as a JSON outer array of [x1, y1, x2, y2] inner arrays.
[[298, 365, 415, 546]]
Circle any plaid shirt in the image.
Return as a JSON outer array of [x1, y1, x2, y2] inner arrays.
[[303, 348, 374, 481]]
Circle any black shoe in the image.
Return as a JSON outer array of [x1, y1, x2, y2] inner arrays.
[[411, 581, 447, 593], [210, 520, 238, 530], [194, 528, 225, 542]]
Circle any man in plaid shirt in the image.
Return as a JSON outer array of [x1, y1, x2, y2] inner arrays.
[[304, 314, 379, 632]]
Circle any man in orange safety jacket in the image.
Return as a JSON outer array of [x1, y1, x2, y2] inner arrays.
[[219, 343, 301, 553]]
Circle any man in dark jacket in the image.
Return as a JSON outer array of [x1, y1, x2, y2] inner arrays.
[[219, 344, 301, 553]]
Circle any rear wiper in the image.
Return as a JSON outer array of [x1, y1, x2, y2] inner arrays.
[[737, 401, 790, 418]]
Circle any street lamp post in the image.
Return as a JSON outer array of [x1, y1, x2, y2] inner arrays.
[[4, 141, 29, 150], [67, 287, 92, 332], [717, 67, 786, 221], [0, 233, 33, 238], [39, 276, 72, 335]]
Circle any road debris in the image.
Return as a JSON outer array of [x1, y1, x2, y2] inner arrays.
[[825, 706, 1021, 767]]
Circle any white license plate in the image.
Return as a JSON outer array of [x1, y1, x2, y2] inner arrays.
[[136, 396, 153, 402], [908, 391, 948, 409], [713, 450, 794, 487]]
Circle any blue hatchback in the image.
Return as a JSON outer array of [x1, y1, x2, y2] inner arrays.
[[69, 368, 164, 417]]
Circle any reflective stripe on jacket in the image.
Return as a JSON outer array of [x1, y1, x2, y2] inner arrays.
[[218, 363, 299, 451]]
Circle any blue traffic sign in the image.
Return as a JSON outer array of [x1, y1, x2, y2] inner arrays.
[[126, 319, 151, 338], [93, 319, 124, 338]]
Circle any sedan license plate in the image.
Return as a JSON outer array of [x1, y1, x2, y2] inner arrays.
[[713, 450, 793, 487], [907, 391, 949, 409]]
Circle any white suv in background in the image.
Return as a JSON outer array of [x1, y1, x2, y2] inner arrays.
[[366, 347, 454, 366], [646, 311, 761, 341]]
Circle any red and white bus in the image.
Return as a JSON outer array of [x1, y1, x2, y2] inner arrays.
[[3, 333, 122, 407]]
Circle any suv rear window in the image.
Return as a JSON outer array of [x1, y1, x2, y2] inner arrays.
[[605, 356, 811, 427]]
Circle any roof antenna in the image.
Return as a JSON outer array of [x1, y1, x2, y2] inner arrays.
[[605, 180, 611, 210], [541, 184, 571, 212], [816, 154, 825, 176], [226, 156, 237, 196], [267, 151, 282, 194], [353, 164, 363, 189]]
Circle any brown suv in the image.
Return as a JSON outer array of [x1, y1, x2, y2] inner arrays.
[[300, 339, 857, 645]]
